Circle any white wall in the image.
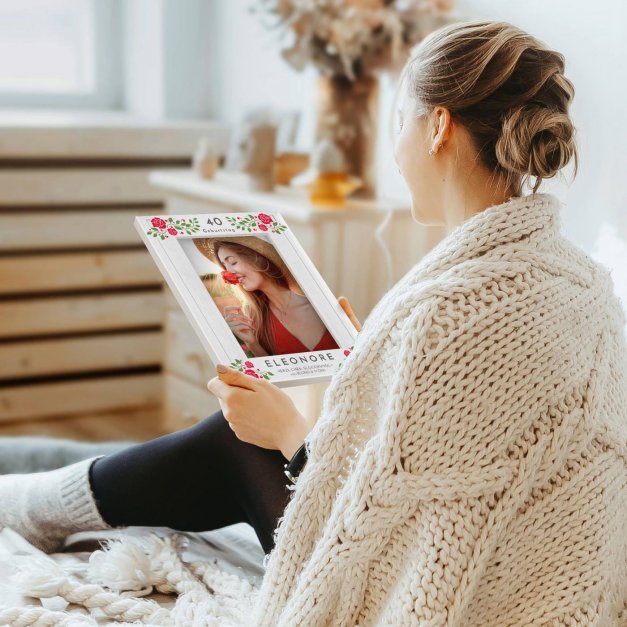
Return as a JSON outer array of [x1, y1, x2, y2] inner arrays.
[[206, 0, 412, 219], [452, 0, 627, 316], [122, 0, 214, 119], [452, 0, 627, 251], [206, 0, 627, 256], [208, 0, 317, 151], [122, 0, 165, 118], [119, 0, 625, 317]]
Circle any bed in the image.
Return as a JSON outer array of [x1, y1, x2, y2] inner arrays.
[[0, 521, 266, 625]]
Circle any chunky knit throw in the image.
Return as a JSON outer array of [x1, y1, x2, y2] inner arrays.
[[6, 192, 627, 626], [254, 192, 627, 626]]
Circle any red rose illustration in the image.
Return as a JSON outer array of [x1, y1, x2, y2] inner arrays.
[[167, 227, 178, 235], [244, 360, 254, 368], [257, 213, 272, 224], [151, 217, 167, 229], [344, 349, 351, 356], [221, 270, 240, 285], [244, 369, 260, 378], [258, 223, 268, 231]]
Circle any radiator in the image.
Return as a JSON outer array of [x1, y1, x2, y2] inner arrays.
[[0, 110, 229, 436]]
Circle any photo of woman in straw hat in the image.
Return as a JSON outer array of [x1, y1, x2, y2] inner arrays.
[[192, 235, 340, 357]]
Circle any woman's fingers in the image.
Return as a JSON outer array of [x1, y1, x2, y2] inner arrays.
[[224, 313, 256, 335], [229, 319, 253, 330], [208, 369, 259, 396], [226, 313, 255, 326], [207, 376, 251, 401], [338, 295, 362, 331], [233, 327, 255, 342], [207, 367, 303, 453]]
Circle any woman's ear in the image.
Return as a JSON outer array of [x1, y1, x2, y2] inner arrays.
[[431, 107, 453, 154]]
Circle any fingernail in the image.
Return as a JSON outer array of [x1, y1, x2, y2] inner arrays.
[[216, 364, 228, 373]]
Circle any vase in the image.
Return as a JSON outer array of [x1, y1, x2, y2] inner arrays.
[[314, 73, 379, 199]]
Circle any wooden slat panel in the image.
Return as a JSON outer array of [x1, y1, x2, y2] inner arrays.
[[337, 217, 380, 321], [164, 285, 180, 310], [0, 209, 152, 250], [0, 250, 161, 294], [0, 168, 165, 205], [0, 405, 167, 441], [0, 112, 229, 159], [163, 372, 219, 432], [165, 309, 215, 386], [0, 291, 164, 338], [0, 331, 163, 379], [0, 373, 162, 423]]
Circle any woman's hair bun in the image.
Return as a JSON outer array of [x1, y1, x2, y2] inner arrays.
[[397, 20, 580, 194], [496, 101, 577, 180]]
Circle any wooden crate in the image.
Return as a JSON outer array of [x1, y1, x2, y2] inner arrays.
[[0, 112, 230, 438]]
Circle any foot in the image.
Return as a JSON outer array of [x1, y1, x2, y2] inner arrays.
[[0, 456, 113, 553]]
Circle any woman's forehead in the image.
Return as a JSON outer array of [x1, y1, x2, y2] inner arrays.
[[218, 244, 239, 261]]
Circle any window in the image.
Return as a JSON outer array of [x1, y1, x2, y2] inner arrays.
[[0, 0, 121, 109]]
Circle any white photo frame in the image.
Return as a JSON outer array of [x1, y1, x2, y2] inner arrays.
[[134, 210, 359, 387]]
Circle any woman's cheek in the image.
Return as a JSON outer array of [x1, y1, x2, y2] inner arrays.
[[394, 129, 406, 161], [397, 129, 417, 176], [401, 141, 422, 189], [250, 271, 264, 285]]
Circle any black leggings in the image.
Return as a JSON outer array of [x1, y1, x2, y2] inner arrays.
[[89, 409, 293, 555]]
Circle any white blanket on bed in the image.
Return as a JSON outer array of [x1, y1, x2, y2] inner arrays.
[[0, 522, 265, 624]]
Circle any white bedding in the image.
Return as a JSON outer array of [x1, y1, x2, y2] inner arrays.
[[0, 522, 266, 624]]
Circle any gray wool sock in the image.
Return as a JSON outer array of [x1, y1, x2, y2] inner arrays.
[[0, 455, 114, 553]]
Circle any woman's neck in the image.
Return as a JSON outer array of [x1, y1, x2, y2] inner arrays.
[[263, 282, 302, 313], [442, 177, 518, 236]]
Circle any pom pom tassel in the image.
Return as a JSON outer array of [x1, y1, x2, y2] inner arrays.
[[4, 531, 259, 625]]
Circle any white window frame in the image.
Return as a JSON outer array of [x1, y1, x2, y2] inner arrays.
[[0, 0, 122, 110]]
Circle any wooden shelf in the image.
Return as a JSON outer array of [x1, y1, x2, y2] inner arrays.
[[149, 169, 411, 223]]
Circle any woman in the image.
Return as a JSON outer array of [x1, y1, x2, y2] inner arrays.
[[1, 19, 625, 626], [194, 236, 340, 356]]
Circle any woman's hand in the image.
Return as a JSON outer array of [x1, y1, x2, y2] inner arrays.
[[207, 296, 359, 460], [223, 307, 257, 344], [338, 295, 362, 331], [207, 366, 313, 461]]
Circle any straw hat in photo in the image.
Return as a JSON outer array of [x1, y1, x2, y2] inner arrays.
[[193, 235, 305, 296]]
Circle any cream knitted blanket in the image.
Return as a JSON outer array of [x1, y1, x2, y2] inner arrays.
[[254, 192, 627, 626], [6, 192, 627, 626]]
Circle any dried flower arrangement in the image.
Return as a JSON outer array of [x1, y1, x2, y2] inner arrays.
[[250, 0, 455, 81]]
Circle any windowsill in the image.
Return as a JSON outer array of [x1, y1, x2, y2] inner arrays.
[[0, 108, 227, 129], [0, 109, 231, 159]]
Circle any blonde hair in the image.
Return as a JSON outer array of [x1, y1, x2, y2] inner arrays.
[[391, 20, 579, 195], [210, 239, 289, 355]]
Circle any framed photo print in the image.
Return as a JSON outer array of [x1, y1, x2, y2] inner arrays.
[[134, 210, 359, 387]]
